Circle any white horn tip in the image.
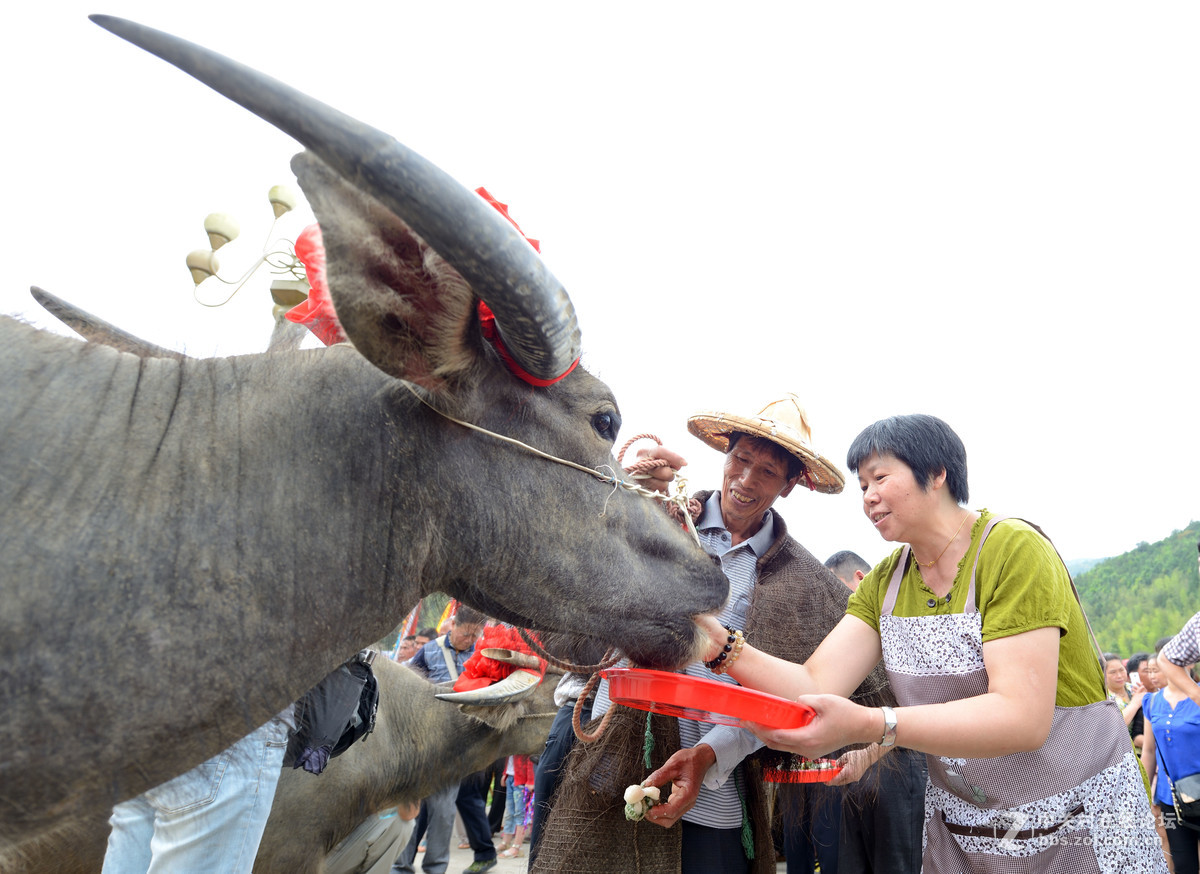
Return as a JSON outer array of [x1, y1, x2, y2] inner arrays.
[[434, 669, 542, 705]]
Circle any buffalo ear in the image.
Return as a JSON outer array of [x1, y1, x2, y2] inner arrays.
[[292, 152, 481, 391]]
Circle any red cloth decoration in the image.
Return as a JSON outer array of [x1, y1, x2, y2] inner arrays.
[[474, 187, 540, 253], [477, 301, 580, 387], [285, 224, 348, 346], [472, 188, 579, 386], [452, 625, 547, 692], [512, 754, 535, 786], [452, 677, 496, 692], [285, 193, 580, 386]]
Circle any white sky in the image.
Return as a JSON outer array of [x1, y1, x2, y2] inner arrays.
[[5, 3, 1198, 568]]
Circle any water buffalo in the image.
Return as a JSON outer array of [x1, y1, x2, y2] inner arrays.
[[12, 656, 561, 874], [0, 15, 726, 856]]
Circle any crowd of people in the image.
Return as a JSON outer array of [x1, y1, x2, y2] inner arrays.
[[1104, 626, 1200, 874], [387, 609, 548, 874], [91, 394, 1200, 874]]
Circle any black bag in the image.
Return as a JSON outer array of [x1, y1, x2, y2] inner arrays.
[[1158, 744, 1200, 831], [285, 650, 379, 775], [1172, 774, 1200, 821]]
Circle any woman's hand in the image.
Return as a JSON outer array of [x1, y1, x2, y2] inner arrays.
[[742, 694, 879, 760], [694, 613, 731, 664], [1124, 688, 1146, 724]]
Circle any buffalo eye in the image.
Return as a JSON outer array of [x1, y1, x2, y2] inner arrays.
[[592, 411, 619, 442]]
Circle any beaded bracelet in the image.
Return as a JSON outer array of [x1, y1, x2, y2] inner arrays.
[[704, 627, 745, 674]]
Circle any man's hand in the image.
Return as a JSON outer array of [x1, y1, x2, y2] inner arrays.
[[830, 743, 888, 786], [630, 445, 687, 495], [640, 744, 715, 828]]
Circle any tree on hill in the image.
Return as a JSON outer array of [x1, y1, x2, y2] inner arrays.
[[1074, 521, 1200, 657]]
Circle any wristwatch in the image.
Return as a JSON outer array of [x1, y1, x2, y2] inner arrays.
[[879, 706, 898, 747]]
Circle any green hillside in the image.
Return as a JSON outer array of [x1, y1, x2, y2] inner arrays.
[[1074, 521, 1200, 658]]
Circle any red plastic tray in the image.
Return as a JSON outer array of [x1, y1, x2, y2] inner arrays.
[[601, 667, 815, 729], [763, 759, 843, 783]]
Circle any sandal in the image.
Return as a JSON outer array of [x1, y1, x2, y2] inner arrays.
[[458, 840, 472, 849], [494, 839, 511, 852], [500, 846, 522, 859]]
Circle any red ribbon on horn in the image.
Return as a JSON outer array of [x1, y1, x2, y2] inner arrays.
[[285, 223, 348, 346], [453, 624, 547, 692], [287, 190, 580, 387], [474, 187, 579, 387], [474, 187, 540, 253], [477, 301, 579, 387]]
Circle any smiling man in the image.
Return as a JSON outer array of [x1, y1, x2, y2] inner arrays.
[[535, 396, 894, 874]]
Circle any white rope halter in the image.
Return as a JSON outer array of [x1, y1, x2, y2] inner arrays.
[[402, 382, 700, 546]]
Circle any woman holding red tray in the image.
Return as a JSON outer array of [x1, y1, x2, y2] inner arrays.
[[681, 414, 1166, 874]]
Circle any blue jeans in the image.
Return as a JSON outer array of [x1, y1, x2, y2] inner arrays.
[[838, 746, 926, 873], [101, 716, 289, 874], [530, 698, 590, 866], [681, 820, 750, 874], [782, 784, 842, 874], [502, 779, 519, 835]]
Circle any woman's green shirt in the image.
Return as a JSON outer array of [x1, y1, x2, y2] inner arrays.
[[846, 510, 1105, 707]]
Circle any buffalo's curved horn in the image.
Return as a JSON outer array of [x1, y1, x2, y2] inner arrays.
[[89, 15, 581, 382], [434, 669, 543, 705], [30, 286, 183, 359], [478, 648, 543, 670]]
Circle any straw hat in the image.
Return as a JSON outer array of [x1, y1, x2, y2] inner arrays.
[[687, 394, 845, 494]]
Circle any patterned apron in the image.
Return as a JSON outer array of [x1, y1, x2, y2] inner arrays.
[[879, 517, 1166, 873]]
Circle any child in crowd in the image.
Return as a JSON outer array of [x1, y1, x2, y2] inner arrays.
[[497, 755, 535, 859]]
